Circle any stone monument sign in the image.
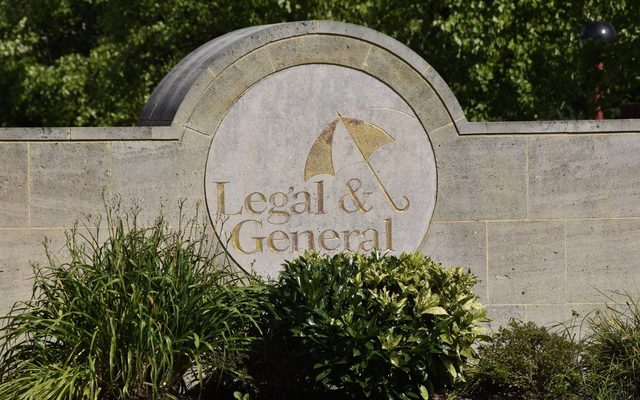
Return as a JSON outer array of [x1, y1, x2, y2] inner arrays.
[[2, 21, 640, 327], [139, 21, 447, 276], [204, 65, 436, 275]]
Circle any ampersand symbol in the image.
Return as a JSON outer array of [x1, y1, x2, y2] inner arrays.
[[339, 178, 372, 213]]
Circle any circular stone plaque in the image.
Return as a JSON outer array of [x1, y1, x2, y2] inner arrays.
[[205, 64, 437, 276]]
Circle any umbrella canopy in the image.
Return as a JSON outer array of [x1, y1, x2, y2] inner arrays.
[[304, 114, 409, 212]]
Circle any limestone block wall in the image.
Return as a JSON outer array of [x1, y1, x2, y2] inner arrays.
[[1, 21, 640, 328], [420, 123, 640, 327], [2, 120, 640, 326], [0, 126, 198, 315]]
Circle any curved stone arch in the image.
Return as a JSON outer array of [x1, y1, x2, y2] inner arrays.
[[138, 20, 465, 135], [138, 21, 452, 274]]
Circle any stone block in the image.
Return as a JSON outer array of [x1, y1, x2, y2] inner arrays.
[[0, 143, 28, 228], [525, 304, 582, 329], [419, 222, 487, 302], [423, 66, 465, 123], [316, 21, 431, 74], [529, 135, 640, 218], [141, 23, 315, 126], [267, 35, 372, 71], [362, 47, 450, 132], [0, 229, 66, 315], [186, 46, 275, 136], [486, 305, 525, 332], [459, 119, 640, 135], [525, 303, 605, 338], [69, 127, 153, 141], [456, 121, 486, 135], [150, 126, 182, 140], [487, 221, 566, 304], [111, 130, 209, 225], [203, 22, 315, 75], [0, 127, 69, 141], [171, 69, 217, 126], [566, 219, 640, 302], [605, 136, 640, 216], [529, 135, 607, 219], [410, 87, 452, 134], [431, 135, 527, 221], [30, 143, 110, 228]]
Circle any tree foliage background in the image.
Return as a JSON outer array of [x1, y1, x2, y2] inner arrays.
[[0, 0, 637, 126]]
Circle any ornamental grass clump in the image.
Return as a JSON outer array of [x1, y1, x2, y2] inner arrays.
[[0, 210, 266, 400], [250, 251, 487, 400], [581, 292, 640, 399]]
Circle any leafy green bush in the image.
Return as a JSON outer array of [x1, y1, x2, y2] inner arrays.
[[581, 293, 640, 399], [250, 251, 487, 399], [460, 320, 582, 400], [0, 210, 266, 400]]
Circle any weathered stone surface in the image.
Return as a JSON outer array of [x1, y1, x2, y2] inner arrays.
[[606, 137, 640, 217], [361, 46, 421, 99], [458, 118, 640, 135], [142, 20, 452, 128], [529, 135, 640, 218], [70, 127, 153, 141], [186, 47, 275, 136], [362, 47, 451, 132], [267, 35, 372, 71], [30, 143, 110, 228], [140, 23, 315, 126], [566, 219, 640, 302], [171, 69, 218, 127], [525, 304, 578, 328], [431, 134, 526, 221], [419, 222, 487, 301], [316, 20, 432, 74], [0, 127, 181, 142], [0, 144, 28, 228], [423, 66, 465, 123], [486, 305, 525, 332], [0, 229, 66, 315], [0, 127, 69, 141], [205, 64, 437, 277], [487, 221, 566, 304], [111, 129, 209, 224], [525, 303, 604, 337], [410, 87, 452, 134]]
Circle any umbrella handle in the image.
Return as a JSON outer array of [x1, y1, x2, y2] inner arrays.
[[366, 161, 410, 212], [336, 113, 409, 212]]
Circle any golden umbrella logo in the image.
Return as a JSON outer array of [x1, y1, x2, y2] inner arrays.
[[304, 113, 410, 212]]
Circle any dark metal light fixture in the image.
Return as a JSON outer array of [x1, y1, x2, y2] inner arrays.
[[580, 21, 617, 120], [580, 21, 617, 42]]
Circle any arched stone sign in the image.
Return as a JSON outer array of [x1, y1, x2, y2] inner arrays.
[[4, 21, 640, 326], [140, 21, 458, 276]]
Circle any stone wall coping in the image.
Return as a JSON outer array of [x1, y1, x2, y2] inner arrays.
[[138, 20, 465, 127], [2, 119, 640, 142], [0, 126, 180, 141], [458, 119, 640, 135]]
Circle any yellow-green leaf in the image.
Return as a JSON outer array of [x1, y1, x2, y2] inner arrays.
[[424, 306, 448, 315]]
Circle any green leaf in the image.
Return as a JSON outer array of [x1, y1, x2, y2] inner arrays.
[[315, 368, 331, 382], [419, 385, 429, 400], [424, 306, 448, 316]]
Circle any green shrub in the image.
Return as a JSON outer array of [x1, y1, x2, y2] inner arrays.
[[581, 293, 640, 399], [0, 210, 266, 400], [460, 320, 582, 400], [250, 251, 487, 400]]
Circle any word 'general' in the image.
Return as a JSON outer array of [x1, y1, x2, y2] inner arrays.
[[230, 218, 393, 254]]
